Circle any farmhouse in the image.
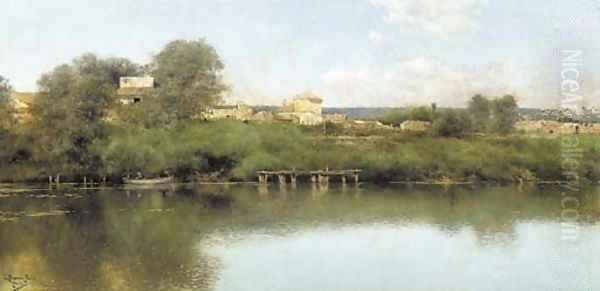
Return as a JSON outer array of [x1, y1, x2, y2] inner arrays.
[[400, 120, 432, 132], [276, 91, 324, 126], [116, 77, 154, 104], [202, 103, 254, 121]]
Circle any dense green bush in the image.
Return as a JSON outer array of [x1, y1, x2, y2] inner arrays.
[[432, 109, 472, 137]]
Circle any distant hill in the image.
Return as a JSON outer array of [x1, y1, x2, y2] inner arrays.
[[253, 106, 557, 121], [322, 107, 396, 120], [324, 107, 548, 120], [252, 106, 396, 120]]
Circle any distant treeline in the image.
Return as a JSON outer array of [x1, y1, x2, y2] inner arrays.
[[378, 95, 520, 137], [320, 107, 597, 122]]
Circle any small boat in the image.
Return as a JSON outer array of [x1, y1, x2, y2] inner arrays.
[[123, 176, 174, 185]]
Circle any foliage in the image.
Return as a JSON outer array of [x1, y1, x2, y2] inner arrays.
[[151, 39, 228, 120], [466, 94, 518, 134], [30, 53, 142, 176], [0, 75, 15, 132], [381, 106, 434, 125], [490, 95, 519, 134], [113, 98, 174, 129], [0, 75, 11, 103], [432, 109, 472, 137], [3, 115, 600, 183], [467, 94, 491, 132]]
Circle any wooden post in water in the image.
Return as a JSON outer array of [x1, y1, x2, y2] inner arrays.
[[278, 174, 287, 185], [342, 175, 347, 185], [83, 176, 87, 188], [290, 173, 297, 188], [56, 175, 61, 186], [258, 174, 264, 184], [354, 173, 359, 184]]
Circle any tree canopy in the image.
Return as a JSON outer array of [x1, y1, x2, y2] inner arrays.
[[468, 94, 491, 132], [432, 109, 472, 138], [0, 75, 11, 103], [151, 39, 228, 120], [31, 54, 143, 176], [0, 75, 15, 133], [490, 95, 519, 134]]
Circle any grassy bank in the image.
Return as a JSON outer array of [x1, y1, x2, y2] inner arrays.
[[1, 120, 598, 184]]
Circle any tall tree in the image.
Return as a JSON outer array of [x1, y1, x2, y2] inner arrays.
[[0, 75, 11, 102], [491, 95, 519, 134], [467, 94, 491, 132], [151, 39, 227, 120], [31, 54, 141, 176], [0, 75, 15, 132]]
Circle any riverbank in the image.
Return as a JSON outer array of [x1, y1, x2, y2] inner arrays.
[[1, 120, 598, 184]]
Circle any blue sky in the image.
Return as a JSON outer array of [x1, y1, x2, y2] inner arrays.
[[2, 0, 600, 107]]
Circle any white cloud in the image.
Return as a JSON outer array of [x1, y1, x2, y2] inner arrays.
[[368, 30, 384, 44], [369, 0, 488, 37], [320, 57, 523, 107]]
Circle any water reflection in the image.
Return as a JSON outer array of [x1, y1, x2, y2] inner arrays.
[[0, 184, 598, 290]]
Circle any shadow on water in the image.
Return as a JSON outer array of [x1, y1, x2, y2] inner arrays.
[[0, 183, 598, 290]]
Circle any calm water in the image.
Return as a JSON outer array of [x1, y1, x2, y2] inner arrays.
[[0, 184, 599, 291]]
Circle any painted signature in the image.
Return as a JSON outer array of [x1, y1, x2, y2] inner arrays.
[[3, 274, 31, 291]]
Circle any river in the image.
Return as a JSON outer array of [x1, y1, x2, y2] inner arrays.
[[0, 184, 598, 291]]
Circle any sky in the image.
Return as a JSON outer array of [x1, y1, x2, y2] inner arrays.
[[2, 0, 600, 108]]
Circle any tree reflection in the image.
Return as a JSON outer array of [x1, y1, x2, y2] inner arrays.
[[0, 188, 221, 291], [1, 184, 599, 290]]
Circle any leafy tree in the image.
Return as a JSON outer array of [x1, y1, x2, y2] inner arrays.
[[31, 54, 141, 177], [0, 75, 14, 125], [103, 57, 142, 84], [432, 109, 472, 137], [467, 94, 491, 132], [0, 75, 11, 103], [491, 95, 518, 134], [0, 75, 16, 147], [0, 76, 17, 139], [114, 98, 173, 129], [151, 39, 228, 120]]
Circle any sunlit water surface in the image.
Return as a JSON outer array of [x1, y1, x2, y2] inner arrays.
[[0, 184, 599, 291]]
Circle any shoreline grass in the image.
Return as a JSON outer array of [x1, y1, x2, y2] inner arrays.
[[1, 120, 598, 185]]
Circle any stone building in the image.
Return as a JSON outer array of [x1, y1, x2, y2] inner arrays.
[[346, 120, 392, 130], [276, 112, 323, 126], [276, 91, 324, 126], [116, 77, 154, 104], [323, 113, 347, 123], [251, 111, 274, 122], [400, 120, 432, 132], [202, 103, 254, 121]]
